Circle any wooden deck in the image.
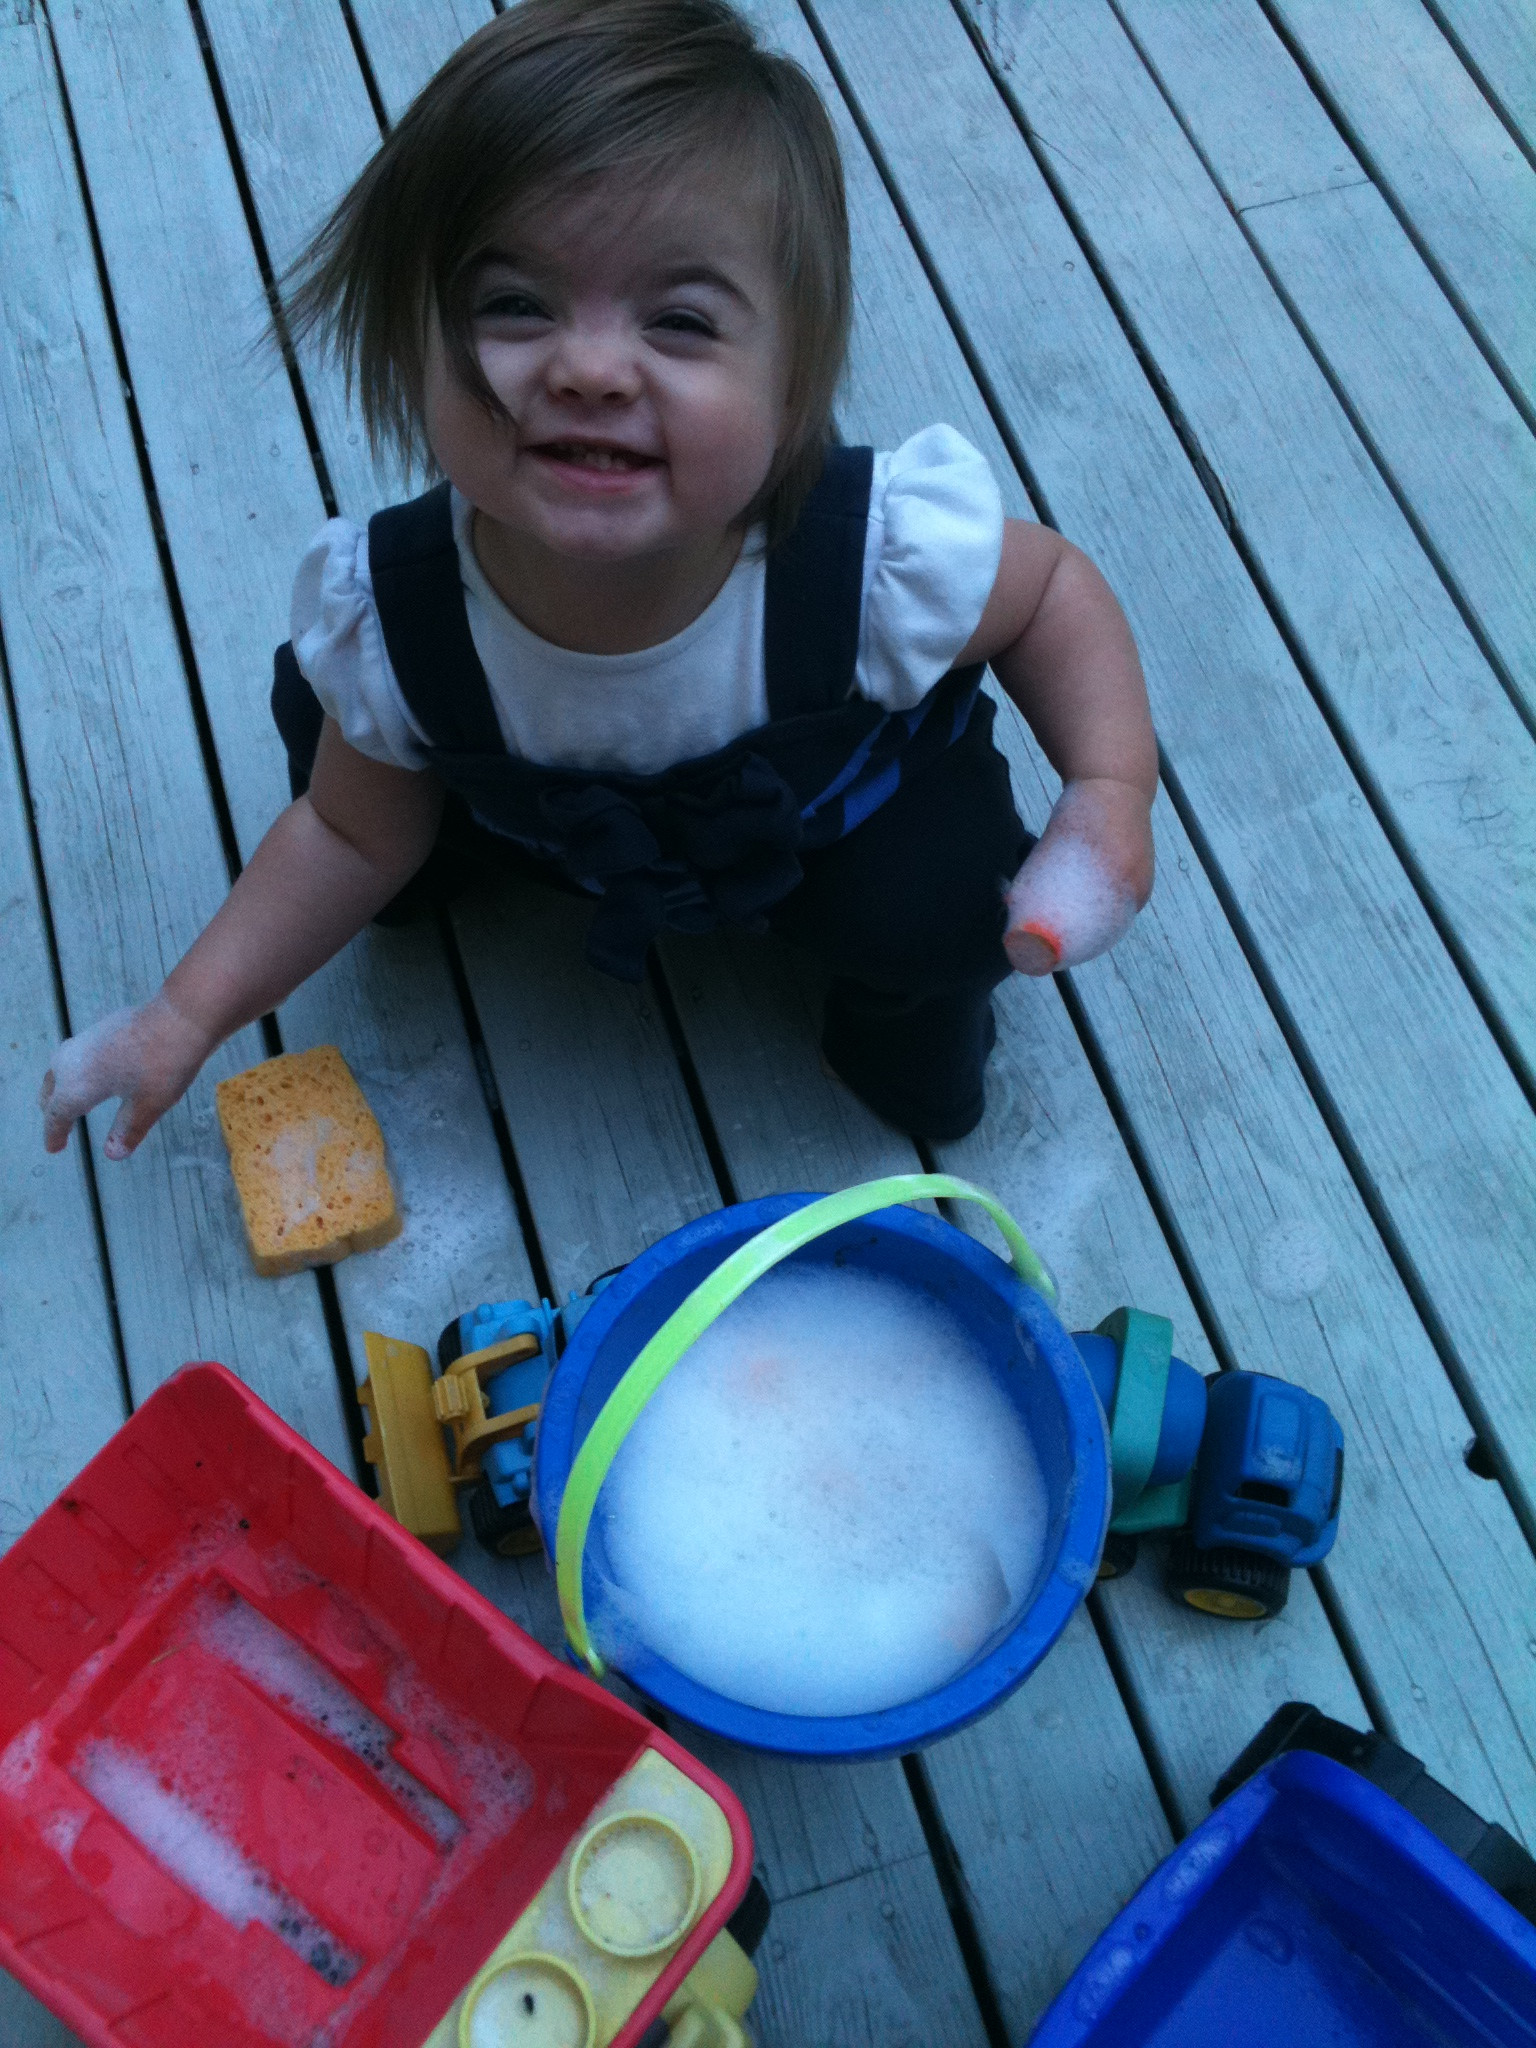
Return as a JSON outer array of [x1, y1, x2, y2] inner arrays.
[[2, 1, 1533, 2040]]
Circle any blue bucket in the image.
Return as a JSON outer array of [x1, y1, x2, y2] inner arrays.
[[534, 1183, 1111, 1759]]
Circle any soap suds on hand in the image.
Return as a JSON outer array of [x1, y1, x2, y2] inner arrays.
[[1005, 786, 1139, 971]]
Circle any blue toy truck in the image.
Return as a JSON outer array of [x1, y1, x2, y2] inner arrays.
[[437, 1281, 616, 1557], [1031, 1704, 1536, 2045], [357, 1284, 614, 1560], [1075, 1308, 1344, 1618], [437, 1298, 562, 1556], [364, 1283, 1343, 1604]]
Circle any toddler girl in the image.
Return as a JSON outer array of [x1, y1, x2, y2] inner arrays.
[[41, 0, 1155, 1158]]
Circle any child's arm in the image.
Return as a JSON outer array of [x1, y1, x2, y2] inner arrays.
[[41, 720, 444, 1158], [957, 521, 1158, 974]]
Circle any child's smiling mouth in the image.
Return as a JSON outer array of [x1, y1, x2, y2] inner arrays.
[[530, 439, 663, 475]]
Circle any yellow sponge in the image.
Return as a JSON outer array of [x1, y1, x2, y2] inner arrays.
[[215, 1045, 401, 1278]]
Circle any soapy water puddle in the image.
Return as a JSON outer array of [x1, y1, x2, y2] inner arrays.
[[76, 1737, 362, 1987], [191, 1586, 461, 1849], [597, 1265, 1050, 1718], [56, 1567, 537, 2004]]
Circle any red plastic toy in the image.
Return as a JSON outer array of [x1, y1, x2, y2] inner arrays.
[[0, 1364, 754, 2048]]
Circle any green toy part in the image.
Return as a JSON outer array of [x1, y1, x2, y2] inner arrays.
[[554, 1173, 1056, 1675], [1102, 1306, 1193, 1533]]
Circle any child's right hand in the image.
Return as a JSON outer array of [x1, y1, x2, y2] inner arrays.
[[1003, 779, 1154, 975], [41, 993, 216, 1160]]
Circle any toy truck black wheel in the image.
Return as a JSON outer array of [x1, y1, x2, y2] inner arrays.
[[726, 1874, 772, 1959], [1097, 1532, 1140, 1580], [468, 1476, 537, 1559], [1165, 1535, 1290, 1620], [436, 1317, 464, 1371]]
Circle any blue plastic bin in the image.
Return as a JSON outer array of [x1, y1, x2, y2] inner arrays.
[[534, 1193, 1110, 1760], [1031, 1751, 1536, 2045]]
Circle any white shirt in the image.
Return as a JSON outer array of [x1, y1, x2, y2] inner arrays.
[[291, 424, 1004, 777]]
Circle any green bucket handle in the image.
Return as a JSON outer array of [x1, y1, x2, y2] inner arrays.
[[554, 1172, 1056, 1675]]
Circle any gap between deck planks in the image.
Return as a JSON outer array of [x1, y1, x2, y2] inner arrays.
[[4, 0, 1532, 2037], [0, 13, 352, 1472], [777, 0, 1536, 1840], [960, 0, 1536, 1080], [1261, 0, 1536, 420], [1113, 0, 1536, 740], [1425, 0, 1536, 152], [805, 0, 1536, 1558]]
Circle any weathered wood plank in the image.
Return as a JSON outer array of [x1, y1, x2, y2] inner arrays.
[[749, 1856, 991, 2048], [964, 0, 1536, 1073], [1428, 0, 1536, 148], [0, 669, 126, 1550], [658, 932, 918, 1190], [806, 0, 1536, 1537], [1264, 0, 1536, 412], [1116, 0, 1536, 730], [455, 883, 720, 1299], [921, 1609, 1173, 2032], [0, 1970, 82, 2048], [52, 0, 529, 1402], [347, 0, 494, 119], [807, 0, 1536, 1837], [0, 11, 350, 1465]]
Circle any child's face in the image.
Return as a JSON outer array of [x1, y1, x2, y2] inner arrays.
[[424, 169, 789, 568]]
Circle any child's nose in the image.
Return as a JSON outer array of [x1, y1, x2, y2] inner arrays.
[[545, 318, 643, 404]]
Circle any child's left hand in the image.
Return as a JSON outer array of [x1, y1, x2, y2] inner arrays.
[[1004, 778, 1154, 975]]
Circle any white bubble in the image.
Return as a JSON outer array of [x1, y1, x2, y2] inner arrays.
[[76, 1738, 361, 1986], [1005, 787, 1139, 969], [595, 1265, 1049, 1717], [1252, 1219, 1332, 1301]]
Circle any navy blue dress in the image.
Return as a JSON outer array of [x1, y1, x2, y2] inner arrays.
[[273, 447, 1028, 1138]]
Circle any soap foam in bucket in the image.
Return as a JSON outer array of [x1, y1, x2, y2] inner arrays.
[[594, 1266, 1048, 1719]]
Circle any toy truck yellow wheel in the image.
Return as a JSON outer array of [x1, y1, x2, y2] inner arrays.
[[1165, 1535, 1290, 1620], [1096, 1532, 1140, 1580], [568, 1812, 702, 1959], [459, 1952, 596, 2048]]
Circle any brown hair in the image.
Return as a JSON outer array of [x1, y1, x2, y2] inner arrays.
[[286, 0, 850, 542]]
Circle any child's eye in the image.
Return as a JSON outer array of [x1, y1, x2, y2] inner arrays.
[[475, 290, 547, 322], [652, 309, 717, 338]]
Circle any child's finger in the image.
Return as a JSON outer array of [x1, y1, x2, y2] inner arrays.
[[104, 1091, 161, 1161], [40, 1071, 82, 1154], [1004, 830, 1136, 972], [1003, 922, 1061, 977]]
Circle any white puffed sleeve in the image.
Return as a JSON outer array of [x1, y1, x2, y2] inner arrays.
[[855, 424, 1005, 711], [290, 520, 432, 770]]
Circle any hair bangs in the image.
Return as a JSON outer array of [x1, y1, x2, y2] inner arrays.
[[283, 0, 851, 540]]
